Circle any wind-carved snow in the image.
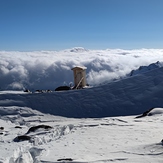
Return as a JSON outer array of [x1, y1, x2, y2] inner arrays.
[[0, 106, 163, 162], [1, 65, 163, 118], [0, 106, 76, 163]]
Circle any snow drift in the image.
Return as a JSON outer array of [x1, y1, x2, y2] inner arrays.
[[0, 105, 163, 162], [1, 65, 163, 118]]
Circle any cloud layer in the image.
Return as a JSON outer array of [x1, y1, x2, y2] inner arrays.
[[0, 48, 163, 91]]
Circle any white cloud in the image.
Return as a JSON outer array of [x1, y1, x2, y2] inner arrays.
[[9, 82, 24, 90], [0, 65, 9, 75], [0, 48, 163, 90]]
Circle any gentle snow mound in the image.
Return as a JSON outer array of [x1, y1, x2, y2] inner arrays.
[[147, 108, 163, 116]]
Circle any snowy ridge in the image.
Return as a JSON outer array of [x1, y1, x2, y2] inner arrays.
[[129, 61, 163, 76], [1, 66, 163, 118], [68, 47, 88, 53]]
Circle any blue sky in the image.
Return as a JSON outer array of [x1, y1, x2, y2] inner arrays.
[[0, 0, 163, 51]]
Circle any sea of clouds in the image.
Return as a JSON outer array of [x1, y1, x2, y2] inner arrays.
[[0, 47, 163, 91]]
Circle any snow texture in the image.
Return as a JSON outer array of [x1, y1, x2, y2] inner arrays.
[[1, 64, 163, 118], [0, 106, 163, 162], [0, 48, 163, 162]]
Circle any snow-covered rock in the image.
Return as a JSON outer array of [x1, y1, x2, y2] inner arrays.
[[69, 47, 88, 52], [129, 61, 163, 76]]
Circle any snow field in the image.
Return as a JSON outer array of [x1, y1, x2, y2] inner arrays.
[[0, 106, 163, 162]]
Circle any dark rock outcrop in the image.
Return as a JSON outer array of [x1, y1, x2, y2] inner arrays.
[[14, 135, 31, 142], [55, 86, 71, 91], [135, 108, 154, 118], [26, 124, 52, 134]]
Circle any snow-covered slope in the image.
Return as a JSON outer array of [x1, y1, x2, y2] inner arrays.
[[1, 66, 163, 118], [0, 105, 163, 163], [129, 61, 163, 76]]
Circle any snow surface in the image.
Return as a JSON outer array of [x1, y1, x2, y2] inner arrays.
[[0, 106, 163, 163], [1, 65, 163, 118], [1, 48, 163, 162]]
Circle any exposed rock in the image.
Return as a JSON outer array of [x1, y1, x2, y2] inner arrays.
[[15, 126, 22, 129], [0, 127, 4, 130], [26, 124, 52, 134], [135, 108, 154, 118], [14, 135, 31, 142], [57, 158, 73, 161], [55, 86, 71, 91], [24, 89, 31, 93]]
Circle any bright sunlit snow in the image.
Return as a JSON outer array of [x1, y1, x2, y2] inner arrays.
[[0, 105, 163, 163], [0, 48, 163, 162]]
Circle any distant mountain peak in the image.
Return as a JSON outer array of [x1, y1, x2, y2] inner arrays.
[[69, 47, 88, 52], [130, 61, 163, 76]]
